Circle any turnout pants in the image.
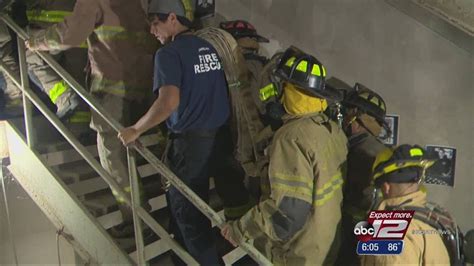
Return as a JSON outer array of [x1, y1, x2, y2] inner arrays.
[[90, 93, 149, 223], [0, 21, 21, 106], [26, 44, 87, 117], [212, 126, 254, 220]]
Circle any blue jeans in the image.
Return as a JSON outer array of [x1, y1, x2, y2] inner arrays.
[[166, 128, 223, 265]]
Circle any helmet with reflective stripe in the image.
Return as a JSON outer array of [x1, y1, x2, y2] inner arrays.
[[275, 46, 339, 100], [372, 144, 436, 187], [219, 20, 269, 42], [344, 83, 387, 126]]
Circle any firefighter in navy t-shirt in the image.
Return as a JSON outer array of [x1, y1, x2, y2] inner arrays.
[[118, 0, 229, 264]]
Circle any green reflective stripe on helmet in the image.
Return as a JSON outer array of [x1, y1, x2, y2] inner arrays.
[[373, 160, 435, 180], [310, 63, 322, 76], [410, 148, 423, 157], [259, 83, 278, 101], [284, 56, 326, 77], [49, 81, 68, 104], [285, 56, 296, 67], [27, 10, 72, 23], [314, 173, 343, 206], [68, 111, 91, 123]]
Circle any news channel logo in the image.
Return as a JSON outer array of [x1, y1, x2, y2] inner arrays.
[[353, 210, 414, 255]]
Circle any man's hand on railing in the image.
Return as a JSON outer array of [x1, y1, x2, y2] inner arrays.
[[24, 39, 34, 50], [220, 223, 239, 247], [118, 127, 141, 146]]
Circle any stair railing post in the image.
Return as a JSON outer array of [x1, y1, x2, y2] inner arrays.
[[17, 36, 35, 148], [127, 148, 145, 265]]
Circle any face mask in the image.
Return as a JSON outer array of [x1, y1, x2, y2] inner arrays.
[[281, 82, 327, 115]]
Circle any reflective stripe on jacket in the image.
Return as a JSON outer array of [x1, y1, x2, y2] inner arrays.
[[232, 113, 348, 265], [28, 0, 158, 100]]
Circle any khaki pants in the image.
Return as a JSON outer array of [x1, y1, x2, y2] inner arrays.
[[90, 93, 150, 222], [0, 21, 21, 101]]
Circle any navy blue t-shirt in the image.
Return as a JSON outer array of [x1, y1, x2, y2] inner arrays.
[[153, 34, 229, 133]]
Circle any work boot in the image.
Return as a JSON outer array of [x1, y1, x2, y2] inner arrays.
[[108, 221, 155, 240], [108, 201, 153, 239], [108, 222, 135, 238], [55, 90, 80, 119]]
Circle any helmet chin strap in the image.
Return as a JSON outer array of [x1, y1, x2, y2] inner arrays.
[[343, 115, 357, 136]]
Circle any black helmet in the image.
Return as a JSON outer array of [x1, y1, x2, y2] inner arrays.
[[219, 20, 269, 42], [344, 83, 387, 125], [372, 144, 436, 187], [275, 46, 339, 100]]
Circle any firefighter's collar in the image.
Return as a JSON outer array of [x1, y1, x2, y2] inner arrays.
[[282, 112, 328, 124], [378, 190, 427, 210]]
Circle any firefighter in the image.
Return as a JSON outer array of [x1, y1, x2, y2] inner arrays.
[[218, 20, 272, 201], [0, 20, 21, 115], [220, 20, 269, 114], [0, 0, 22, 115], [338, 83, 391, 265], [362, 144, 459, 265], [221, 47, 348, 265], [25, 0, 157, 237], [118, 0, 228, 263], [24, 0, 89, 121], [0, 0, 89, 128]]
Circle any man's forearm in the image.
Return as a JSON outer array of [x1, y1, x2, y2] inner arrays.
[[132, 99, 174, 134], [132, 85, 180, 134]]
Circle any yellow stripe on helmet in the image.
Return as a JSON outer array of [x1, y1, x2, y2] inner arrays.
[[284, 57, 325, 77]]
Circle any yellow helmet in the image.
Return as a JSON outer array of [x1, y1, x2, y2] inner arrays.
[[372, 144, 436, 187]]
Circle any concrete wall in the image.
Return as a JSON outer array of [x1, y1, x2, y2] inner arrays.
[[215, 0, 474, 231], [415, 0, 474, 34], [0, 172, 76, 265]]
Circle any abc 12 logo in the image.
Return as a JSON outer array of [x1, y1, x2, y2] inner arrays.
[[354, 210, 414, 242]]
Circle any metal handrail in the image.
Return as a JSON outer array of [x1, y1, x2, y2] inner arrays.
[[0, 13, 272, 265], [0, 42, 196, 265]]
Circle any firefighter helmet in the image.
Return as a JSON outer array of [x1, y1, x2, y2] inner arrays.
[[372, 144, 436, 187], [344, 83, 387, 126], [219, 20, 269, 42], [275, 46, 339, 100]]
